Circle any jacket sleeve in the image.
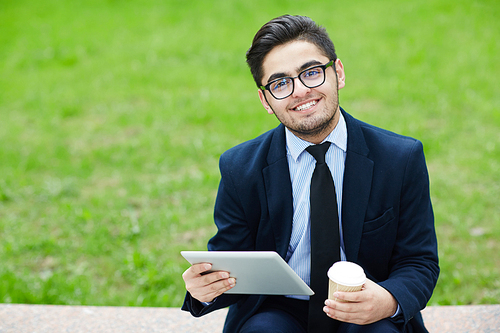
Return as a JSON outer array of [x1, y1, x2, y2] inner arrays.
[[378, 140, 439, 326], [181, 291, 242, 317]]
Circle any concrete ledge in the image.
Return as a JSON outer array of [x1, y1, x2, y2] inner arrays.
[[0, 303, 499, 332], [421, 305, 500, 332], [0, 304, 226, 333]]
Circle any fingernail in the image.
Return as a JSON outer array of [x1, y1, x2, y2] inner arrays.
[[204, 264, 211, 270], [325, 300, 331, 306], [228, 278, 236, 286], [221, 272, 229, 279]]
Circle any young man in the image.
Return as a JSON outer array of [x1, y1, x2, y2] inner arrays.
[[182, 15, 439, 333]]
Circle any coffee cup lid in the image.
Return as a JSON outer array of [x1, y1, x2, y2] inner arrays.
[[327, 261, 366, 287]]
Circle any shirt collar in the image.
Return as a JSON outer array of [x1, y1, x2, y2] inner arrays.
[[286, 111, 348, 162]]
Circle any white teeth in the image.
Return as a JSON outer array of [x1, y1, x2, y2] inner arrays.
[[295, 101, 317, 111]]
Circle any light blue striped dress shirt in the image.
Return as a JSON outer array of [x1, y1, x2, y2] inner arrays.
[[285, 112, 347, 300]]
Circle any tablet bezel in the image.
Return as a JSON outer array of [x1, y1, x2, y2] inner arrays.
[[181, 251, 314, 296]]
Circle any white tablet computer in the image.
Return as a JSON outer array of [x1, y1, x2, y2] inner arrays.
[[181, 251, 314, 296]]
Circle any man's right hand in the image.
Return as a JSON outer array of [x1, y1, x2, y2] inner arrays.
[[182, 263, 236, 303]]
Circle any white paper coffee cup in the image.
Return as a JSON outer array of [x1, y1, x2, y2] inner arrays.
[[327, 261, 366, 302]]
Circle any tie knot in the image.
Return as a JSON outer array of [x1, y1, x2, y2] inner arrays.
[[306, 142, 331, 164]]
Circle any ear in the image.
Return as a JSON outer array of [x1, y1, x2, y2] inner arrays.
[[258, 89, 274, 115], [335, 59, 346, 90]]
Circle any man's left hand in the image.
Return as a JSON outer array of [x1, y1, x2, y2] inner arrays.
[[323, 279, 398, 325]]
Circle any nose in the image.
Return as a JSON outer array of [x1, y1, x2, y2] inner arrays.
[[291, 77, 311, 98]]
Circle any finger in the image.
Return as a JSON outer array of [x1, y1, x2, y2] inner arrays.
[[332, 291, 363, 303], [182, 263, 211, 282], [197, 277, 236, 302], [323, 302, 367, 325], [200, 271, 232, 287], [193, 265, 233, 288], [324, 308, 367, 325], [325, 299, 357, 313], [323, 304, 355, 321], [184, 270, 228, 293], [204, 277, 236, 296], [192, 263, 213, 275]]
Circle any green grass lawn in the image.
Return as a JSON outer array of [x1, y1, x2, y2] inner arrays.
[[1, 0, 499, 307]]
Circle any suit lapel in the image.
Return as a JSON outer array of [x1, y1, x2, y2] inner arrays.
[[341, 110, 374, 262], [260, 112, 373, 262], [262, 125, 294, 258]]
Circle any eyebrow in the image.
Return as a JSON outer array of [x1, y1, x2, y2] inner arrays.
[[266, 60, 324, 84]]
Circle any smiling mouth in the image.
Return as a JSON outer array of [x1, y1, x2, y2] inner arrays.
[[294, 100, 318, 111]]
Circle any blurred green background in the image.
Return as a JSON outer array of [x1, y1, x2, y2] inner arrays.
[[0, 0, 499, 307]]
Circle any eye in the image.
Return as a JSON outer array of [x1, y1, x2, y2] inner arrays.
[[271, 78, 291, 92], [302, 68, 321, 78]]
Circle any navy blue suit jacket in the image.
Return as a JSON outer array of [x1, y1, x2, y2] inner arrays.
[[182, 109, 439, 332]]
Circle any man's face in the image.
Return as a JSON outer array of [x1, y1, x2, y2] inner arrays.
[[258, 41, 345, 144]]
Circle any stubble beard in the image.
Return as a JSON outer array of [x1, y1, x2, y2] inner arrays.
[[289, 102, 338, 138], [274, 91, 340, 142]]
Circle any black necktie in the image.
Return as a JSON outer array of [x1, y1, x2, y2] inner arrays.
[[306, 142, 340, 333]]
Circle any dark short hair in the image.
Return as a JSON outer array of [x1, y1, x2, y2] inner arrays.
[[246, 15, 337, 87]]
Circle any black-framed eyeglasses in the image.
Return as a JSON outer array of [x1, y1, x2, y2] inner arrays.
[[259, 60, 335, 100]]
